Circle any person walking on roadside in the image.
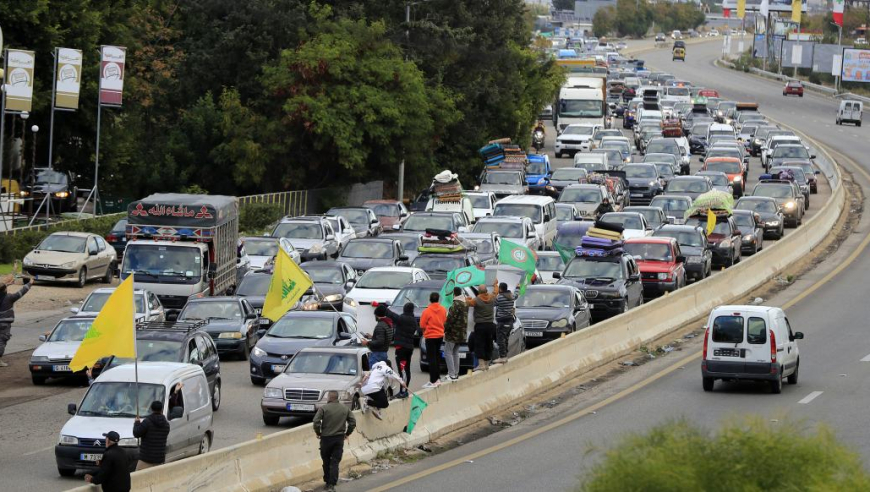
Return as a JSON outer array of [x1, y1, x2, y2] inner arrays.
[[420, 292, 446, 388], [0, 277, 32, 367], [494, 282, 516, 364], [360, 360, 407, 420], [444, 287, 468, 382], [466, 280, 499, 371], [313, 391, 356, 492], [133, 400, 170, 470], [362, 305, 394, 366], [385, 302, 419, 398], [84, 431, 131, 492]]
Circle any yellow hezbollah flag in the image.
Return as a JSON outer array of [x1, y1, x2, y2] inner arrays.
[[791, 0, 801, 23], [706, 209, 717, 236], [737, 0, 745, 19], [70, 275, 136, 371], [262, 247, 313, 322]]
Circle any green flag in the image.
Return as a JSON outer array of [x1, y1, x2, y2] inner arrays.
[[439, 265, 487, 307], [498, 239, 537, 275], [553, 241, 575, 264], [405, 393, 429, 434]]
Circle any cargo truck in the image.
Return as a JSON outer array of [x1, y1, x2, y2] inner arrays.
[[555, 74, 608, 134], [120, 193, 243, 310]]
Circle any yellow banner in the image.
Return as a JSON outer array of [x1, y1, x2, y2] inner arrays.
[[737, 0, 745, 19], [792, 0, 801, 23], [706, 210, 717, 236], [262, 247, 313, 322], [70, 275, 136, 371]]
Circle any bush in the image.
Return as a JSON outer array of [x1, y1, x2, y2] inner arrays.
[[0, 214, 124, 264], [239, 202, 284, 235], [580, 418, 870, 492]]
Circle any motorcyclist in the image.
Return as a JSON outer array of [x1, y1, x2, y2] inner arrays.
[[532, 121, 546, 152]]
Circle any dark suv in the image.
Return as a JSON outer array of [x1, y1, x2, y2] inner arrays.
[[652, 224, 713, 281], [685, 215, 742, 267], [553, 253, 644, 321], [21, 168, 78, 213], [751, 180, 805, 227]]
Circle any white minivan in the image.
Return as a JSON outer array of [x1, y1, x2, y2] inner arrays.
[[56, 362, 215, 476], [701, 305, 804, 394], [491, 195, 558, 249], [836, 100, 862, 126]]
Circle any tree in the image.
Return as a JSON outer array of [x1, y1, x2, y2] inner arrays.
[[552, 0, 576, 10], [593, 7, 616, 38], [580, 419, 870, 491]]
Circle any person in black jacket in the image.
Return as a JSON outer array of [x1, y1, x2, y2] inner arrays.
[[133, 401, 171, 470], [84, 431, 131, 492], [362, 305, 393, 366], [0, 277, 32, 367], [385, 302, 419, 398]]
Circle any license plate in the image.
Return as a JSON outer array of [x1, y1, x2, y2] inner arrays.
[[525, 331, 543, 337], [286, 403, 315, 411], [459, 352, 467, 359], [36, 275, 55, 281], [589, 303, 599, 309], [53, 365, 71, 372], [631, 193, 643, 198], [271, 365, 285, 373], [80, 453, 102, 462]]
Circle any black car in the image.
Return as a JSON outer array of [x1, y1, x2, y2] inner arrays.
[[623, 164, 664, 205], [685, 215, 742, 267], [21, 168, 78, 213], [104, 219, 128, 258], [300, 261, 359, 311], [336, 237, 409, 275], [103, 320, 223, 410], [548, 168, 589, 195], [249, 311, 362, 385], [732, 210, 764, 255], [516, 285, 590, 347], [176, 296, 260, 359], [554, 253, 644, 322], [735, 196, 784, 238], [411, 251, 481, 280], [326, 207, 382, 237], [652, 225, 713, 281]]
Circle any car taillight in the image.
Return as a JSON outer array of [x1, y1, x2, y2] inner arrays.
[[702, 326, 710, 359], [105, 234, 116, 241], [769, 329, 777, 364]]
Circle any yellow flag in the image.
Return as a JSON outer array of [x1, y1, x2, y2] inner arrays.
[[70, 275, 136, 371], [792, 0, 801, 23], [737, 0, 745, 18], [262, 247, 313, 322], [706, 209, 717, 236]]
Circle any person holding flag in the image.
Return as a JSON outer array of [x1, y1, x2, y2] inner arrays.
[[261, 246, 314, 323], [0, 276, 33, 368], [494, 282, 516, 364], [498, 239, 537, 295]]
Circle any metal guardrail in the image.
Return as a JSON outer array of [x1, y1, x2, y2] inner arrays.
[[0, 212, 125, 237]]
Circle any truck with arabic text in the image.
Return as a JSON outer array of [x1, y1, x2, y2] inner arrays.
[[120, 193, 243, 311]]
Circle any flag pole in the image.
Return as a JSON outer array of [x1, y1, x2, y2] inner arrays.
[[133, 274, 139, 418]]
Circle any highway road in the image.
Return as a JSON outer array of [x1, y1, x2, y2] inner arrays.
[[339, 40, 870, 491]]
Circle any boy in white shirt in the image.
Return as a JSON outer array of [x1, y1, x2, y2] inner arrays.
[[359, 361, 407, 420]]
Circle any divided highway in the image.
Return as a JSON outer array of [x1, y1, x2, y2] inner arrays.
[[338, 40, 870, 491]]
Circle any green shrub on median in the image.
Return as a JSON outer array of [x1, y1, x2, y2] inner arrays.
[[239, 202, 284, 235]]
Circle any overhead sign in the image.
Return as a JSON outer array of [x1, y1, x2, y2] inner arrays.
[[4, 49, 35, 112], [842, 49, 870, 82], [721, 0, 807, 13], [99, 45, 126, 106], [55, 48, 83, 109]]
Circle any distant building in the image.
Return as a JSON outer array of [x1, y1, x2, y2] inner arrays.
[[574, 0, 617, 23]]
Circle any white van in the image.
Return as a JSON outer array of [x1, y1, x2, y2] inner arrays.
[[56, 362, 215, 476], [491, 195, 558, 249], [836, 100, 863, 126], [426, 195, 476, 224], [701, 305, 803, 394], [573, 152, 610, 172]]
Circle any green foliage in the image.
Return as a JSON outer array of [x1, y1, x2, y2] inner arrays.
[[580, 418, 870, 492], [239, 202, 283, 235], [593, 8, 616, 38], [181, 184, 209, 195], [552, 0, 576, 10], [0, 215, 124, 264], [593, 0, 704, 39]]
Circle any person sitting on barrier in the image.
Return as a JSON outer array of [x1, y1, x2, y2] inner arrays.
[[359, 360, 406, 420]]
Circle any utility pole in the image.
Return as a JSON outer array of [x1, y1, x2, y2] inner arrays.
[[398, 3, 410, 204]]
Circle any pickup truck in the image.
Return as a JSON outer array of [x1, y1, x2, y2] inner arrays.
[[623, 237, 686, 298]]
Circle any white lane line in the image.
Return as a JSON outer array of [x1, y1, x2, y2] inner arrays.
[[798, 391, 823, 405], [21, 445, 54, 457], [860, 354, 870, 362]]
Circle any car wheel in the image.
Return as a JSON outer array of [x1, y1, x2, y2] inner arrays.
[[77, 268, 87, 288], [32, 375, 47, 385], [239, 341, 250, 361], [555, 151, 562, 158], [211, 380, 221, 411], [58, 467, 76, 477], [198, 434, 211, 455], [858, 121, 862, 127], [262, 414, 280, 426], [770, 370, 783, 394], [702, 377, 714, 392], [102, 262, 115, 283], [787, 359, 799, 384]]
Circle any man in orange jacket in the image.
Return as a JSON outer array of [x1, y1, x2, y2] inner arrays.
[[420, 292, 446, 388]]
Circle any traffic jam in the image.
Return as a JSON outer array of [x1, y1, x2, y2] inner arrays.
[[14, 38, 827, 481]]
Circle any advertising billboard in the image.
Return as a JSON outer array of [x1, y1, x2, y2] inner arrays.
[[4, 49, 35, 112], [55, 48, 83, 109], [721, 0, 807, 13], [99, 45, 126, 106], [841, 48, 870, 82]]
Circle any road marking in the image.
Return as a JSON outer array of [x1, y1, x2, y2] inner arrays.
[[22, 445, 54, 457], [860, 354, 870, 362], [798, 391, 823, 405]]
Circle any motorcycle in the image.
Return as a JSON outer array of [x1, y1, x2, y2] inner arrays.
[[532, 129, 545, 153]]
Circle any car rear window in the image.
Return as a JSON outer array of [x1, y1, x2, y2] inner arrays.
[[747, 317, 767, 344], [712, 315, 743, 343]]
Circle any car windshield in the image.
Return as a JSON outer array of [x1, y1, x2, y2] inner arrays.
[[38, 235, 87, 253], [563, 126, 596, 136], [552, 169, 588, 181], [560, 188, 601, 203], [536, 255, 565, 271], [180, 301, 241, 321], [602, 142, 629, 153], [646, 142, 676, 154], [527, 161, 547, 175], [35, 170, 67, 185], [737, 199, 777, 213], [301, 267, 343, 285], [368, 204, 398, 217], [628, 209, 662, 227], [342, 241, 393, 259], [328, 209, 369, 225], [653, 230, 703, 247], [268, 317, 334, 339], [412, 256, 465, 274], [655, 164, 675, 177], [245, 240, 279, 257], [706, 161, 742, 174], [773, 147, 809, 159], [473, 221, 523, 238], [356, 271, 412, 289], [601, 214, 643, 230], [286, 352, 359, 376], [700, 173, 728, 186], [483, 172, 522, 185], [772, 168, 807, 185], [668, 87, 689, 96], [516, 289, 571, 308], [650, 197, 690, 213], [667, 180, 709, 193], [560, 99, 604, 117], [393, 287, 433, 308], [125, 340, 183, 363], [556, 206, 576, 221], [237, 274, 273, 295], [403, 215, 455, 232], [575, 161, 607, 171], [692, 124, 711, 135], [48, 319, 95, 342], [625, 166, 657, 179], [564, 258, 623, 279], [733, 214, 755, 228], [467, 195, 492, 208], [122, 245, 202, 279], [78, 382, 165, 418], [753, 184, 792, 198], [494, 204, 542, 223], [624, 242, 673, 261], [273, 222, 323, 239], [686, 218, 730, 235], [82, 292, 146, 314], [466, 238, 494, 255]]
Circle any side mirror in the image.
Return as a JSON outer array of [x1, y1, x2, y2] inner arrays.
[[629, 274, 640, 281], [326, 234, 335, 241], [793, 331, 804, 340], [810, 154, 816, 159], [552, 272, 562, 279], [400, 212, 408, 217], [246, 313, 257, 320], [458, 226, 469, 233], [166, 311, 179, 322], [814, 170, 820, 175], [676, 255, 686, 263], [169, 406, 184, 421], [667, 216, 676, 224], [207, 263, 216, 279], [70, 307, 80, 314], [68, 403, 77, 415], [371, 219, 379, 225], [39, 334, 48, 342], [338, 332, 352, 340], [398, 255, 409, 262], [226, 286, 236, 295], [89, 249, 98, 256], [344, 280, 356, 290], [392, 224, 402, 231]]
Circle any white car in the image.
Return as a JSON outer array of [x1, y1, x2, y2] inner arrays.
[[535, 251, 565, 284], [346, 266, 429, 306], [555, 124, 601, 157], [241, 236, 300, 270], [71, 287, 165, 322], [463, 190, 497, 219], [599, 212, 652, 239], [472, 216, 540, 251], [29, 316, 96, 385]]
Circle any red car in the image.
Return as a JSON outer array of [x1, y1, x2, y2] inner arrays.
[[623, 237, 687, 298], [783, 80, 804, 97]]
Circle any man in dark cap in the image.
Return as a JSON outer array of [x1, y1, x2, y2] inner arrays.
[[362, 304, 394, 366], [84, 430, 131, 492], [0, 277, 32, 368]]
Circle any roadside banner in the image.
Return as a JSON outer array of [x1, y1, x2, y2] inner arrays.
[[55, 48, 83, 109], [4, 49, 35, 112], [69, 275, 136, 372], [262, 247, 313, 322], [440, 265, 486, 307], [791, 0, 801, 23], [737, 0, 746, 19], [833, 0, 844, 27], [99, 45, 126, 106], [404, 393, 428, 434]]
